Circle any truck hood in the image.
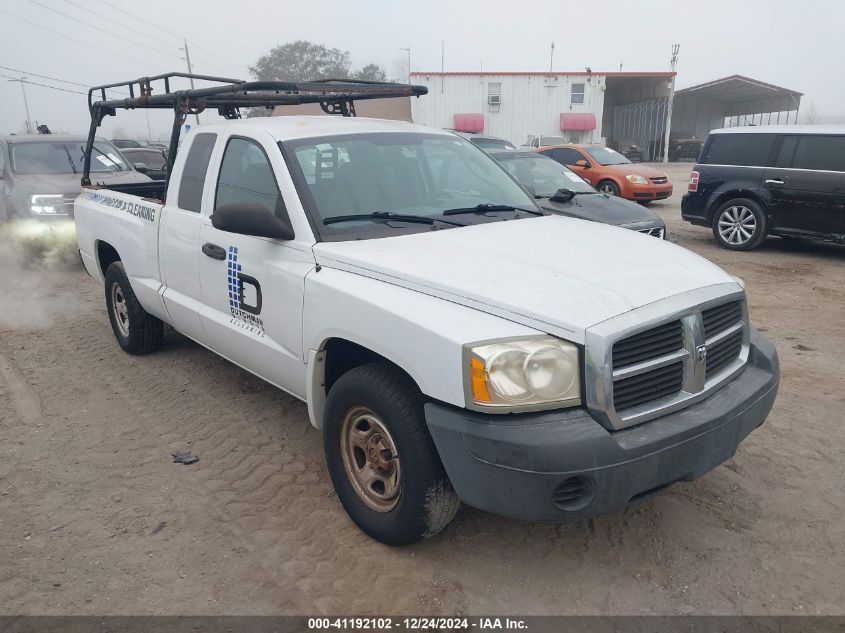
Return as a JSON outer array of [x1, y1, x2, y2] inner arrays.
[[11, 171, 151, 197], [313, 216, 735, 343], [539, 192, 661, 226]]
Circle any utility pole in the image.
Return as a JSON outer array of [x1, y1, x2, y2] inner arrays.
[[549, 41, 555, 73], [662, 44, 680, 164], [7, 77, 32, 134], [441, 40, 444, 93], [400, 47, 411, 83], [181, 39, 200, 125]]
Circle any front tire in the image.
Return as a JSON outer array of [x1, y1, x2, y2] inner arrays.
[[597, 180, 620, 196], [104, 261, 164, 354], [712, 198, 768, 251], [323, 362, 460, 546]]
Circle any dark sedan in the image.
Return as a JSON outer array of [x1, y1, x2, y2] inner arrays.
[[491, 150, 666, 237], [120, 147, 168, 181]]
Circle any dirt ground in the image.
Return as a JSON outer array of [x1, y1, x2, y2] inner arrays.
[[1, 162, 844, 616]]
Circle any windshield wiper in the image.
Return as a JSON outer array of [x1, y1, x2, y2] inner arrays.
[[62, 146, 78, 174], [442, 204, 544, 216], [322, 211, 465, 227]]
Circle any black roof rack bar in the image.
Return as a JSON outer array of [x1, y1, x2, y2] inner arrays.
[[89, 76, 425, 111], [87, 71, 244, 111], [81, 71, 428, 189]]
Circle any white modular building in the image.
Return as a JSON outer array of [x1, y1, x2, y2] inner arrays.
[[409, 72, 803, 162], [410, 71, 676, 159]]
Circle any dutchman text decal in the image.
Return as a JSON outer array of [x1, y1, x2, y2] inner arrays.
[[227, 246, 265, 337]]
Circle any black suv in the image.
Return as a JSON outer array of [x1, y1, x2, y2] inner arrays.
[[682, 126, 845, 250]]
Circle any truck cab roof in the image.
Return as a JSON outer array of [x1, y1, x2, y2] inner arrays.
[[196, 116, 448, 143]]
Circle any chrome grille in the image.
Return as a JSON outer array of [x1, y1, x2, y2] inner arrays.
[[650, 176, 668, 184], [613, 360, 684, 410], [706, 330, 744, 378], [612, 321, 683, 369], [586, 289, 750, 431], [637, 227, 665, 239], [702, 300, 743, 338]]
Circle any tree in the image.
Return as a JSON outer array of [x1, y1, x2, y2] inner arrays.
[[802, 101, 820, 125], [250, 40, 352, 82], [352, 63, 387, 82], [246, 41, 390, 117]]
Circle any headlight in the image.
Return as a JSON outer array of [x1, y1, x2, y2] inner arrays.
[[625, 174, 649, 185], [29, 194, 69, 215], [467, 336, 581, 409]]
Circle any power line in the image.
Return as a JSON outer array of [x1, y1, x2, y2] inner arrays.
[[63, 0, 179, 51], [0, 64, 87, 88], [0, 64, 129, 96], [28, 0, 178, 60], [94, 0, 245, 76], [0, 73, 87, 96], [0, 9, 157, 68]]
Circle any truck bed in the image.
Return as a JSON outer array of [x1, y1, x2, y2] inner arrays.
[[88, 180, 167, 202]]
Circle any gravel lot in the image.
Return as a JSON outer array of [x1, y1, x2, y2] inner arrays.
[[1, 162, 844, 615]]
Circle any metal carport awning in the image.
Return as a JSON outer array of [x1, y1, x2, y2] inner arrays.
[[674, 74, 803, 118]]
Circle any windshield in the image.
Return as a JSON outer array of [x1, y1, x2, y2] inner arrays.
[[583, 146, 632, 166], [284, 132, 538, 239], [473, 138, 516, 151], [539, 136, 568, 146], [499, 156, 595, 197], [11, 141, 130, 175]]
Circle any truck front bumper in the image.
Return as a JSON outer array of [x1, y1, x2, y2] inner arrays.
[[425, 330, 779, 523]]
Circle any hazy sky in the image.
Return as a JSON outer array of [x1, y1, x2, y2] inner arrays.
[[1, 0, 843, 139]]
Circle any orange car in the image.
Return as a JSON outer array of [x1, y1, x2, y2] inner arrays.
[[536, 144, 672, 203]]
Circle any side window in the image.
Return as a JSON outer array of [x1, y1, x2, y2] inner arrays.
[[774, 136, 798, 168], [570, 83, 585, 105], [702, 133, 775, 167], [790, 135, 845, 172], [551, 148, 582, 165], [177, 133, 217, 212], [215, 137, 285, 218]]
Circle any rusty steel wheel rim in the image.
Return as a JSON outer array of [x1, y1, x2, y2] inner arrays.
[[340, 406, 401, 512], [111, 282, 130, 337]]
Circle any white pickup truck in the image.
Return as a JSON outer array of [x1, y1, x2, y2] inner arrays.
[[75, 75, 779, 545]]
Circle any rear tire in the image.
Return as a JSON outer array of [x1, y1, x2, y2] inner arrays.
[[597, 180, 620, 196], [323, 362, 460, 546], [711, 198, 768, 251], [104, 261, 163, 354]]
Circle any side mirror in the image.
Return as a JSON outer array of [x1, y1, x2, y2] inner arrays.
[[550, 188, 576, 203], [211, 203, 295, 240], [133, 162, 149, 174], [574, 160, 590, 169]]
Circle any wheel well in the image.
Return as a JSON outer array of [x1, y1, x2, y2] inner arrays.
[[707, 190, 768, 224], [322, 338, 391, 394], [96, 241, 120, 277]]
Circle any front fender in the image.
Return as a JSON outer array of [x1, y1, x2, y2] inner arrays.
[[303, 267, 540, 419]]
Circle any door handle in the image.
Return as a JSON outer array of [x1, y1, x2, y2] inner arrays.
[[202, 242, 227, 260], [765, 178, 786, 186]]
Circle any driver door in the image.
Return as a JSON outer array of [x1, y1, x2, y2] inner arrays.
[[197, 133, 315, 397]]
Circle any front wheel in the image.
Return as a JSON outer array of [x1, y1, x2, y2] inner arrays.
[[597, 180, 620, 196], [323, 362, 460, 545], [711, 198, 768, 251], [104, 261, 164, 354]]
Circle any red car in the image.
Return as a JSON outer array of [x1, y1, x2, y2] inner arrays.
[[537, 144, 673, 203]]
